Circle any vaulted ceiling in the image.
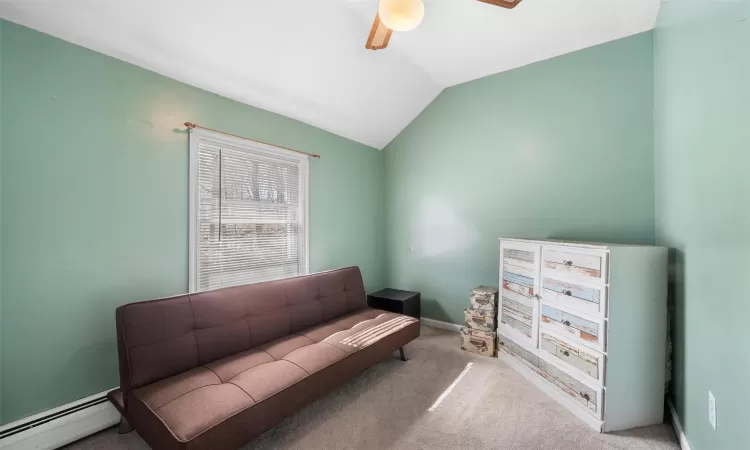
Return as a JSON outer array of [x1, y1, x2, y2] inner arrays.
[[0, 0, 660, 149]]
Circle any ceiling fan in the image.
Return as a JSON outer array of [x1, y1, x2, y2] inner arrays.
[[366, 0, 523, 50]]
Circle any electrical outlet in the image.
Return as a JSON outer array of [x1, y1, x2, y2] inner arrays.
[[708, 390, 717, 430]]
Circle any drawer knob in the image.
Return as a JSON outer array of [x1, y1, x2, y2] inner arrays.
[[564, 320, 571, 326], [563, 260, 573, 266], [561, 350, 570, 356], [581, 393, 590, 401], [563, 290, 572, 296]]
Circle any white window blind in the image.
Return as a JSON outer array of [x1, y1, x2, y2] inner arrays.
[[189, 130, 309, 292]]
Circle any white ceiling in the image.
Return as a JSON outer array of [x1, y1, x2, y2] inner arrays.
[[0, 0, 659, 149]]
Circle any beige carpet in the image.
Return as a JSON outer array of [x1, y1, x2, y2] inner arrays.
[[64, 325, 679, 450]]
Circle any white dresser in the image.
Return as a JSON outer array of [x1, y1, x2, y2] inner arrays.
[[496, 238, 667, 432]]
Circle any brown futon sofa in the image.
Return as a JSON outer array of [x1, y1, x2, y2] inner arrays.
[[107, 267, 420, 450]]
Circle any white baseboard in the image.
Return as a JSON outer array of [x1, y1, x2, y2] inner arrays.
[[0, 389, 120, 450], [667, 399, 692, 450], [420, 317, 462, 333]]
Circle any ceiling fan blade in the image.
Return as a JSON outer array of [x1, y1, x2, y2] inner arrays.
[[365, 13, 392, 50], [477, 0, 523, 9]]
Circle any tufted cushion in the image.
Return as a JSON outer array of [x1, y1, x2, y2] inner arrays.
[[129, 307, 418, 448], [282, 343, 347, 373], [322, 312, 403, 353], [204, 349, 275, 382], [116, 267, 368, 392], [136, 367, 221, 410], [298, 322, 346, 343], [230, 361, 308, 402], [258, 335, 315, 360], [150, 384, 253, 442]]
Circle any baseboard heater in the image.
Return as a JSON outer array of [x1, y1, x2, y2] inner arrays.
[[0, 389, 120, 450]]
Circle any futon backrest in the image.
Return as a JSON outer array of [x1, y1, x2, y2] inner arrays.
[[115, 267, 367, 396]]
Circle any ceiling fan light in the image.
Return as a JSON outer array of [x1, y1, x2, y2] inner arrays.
[[378, 0, 424, 32]]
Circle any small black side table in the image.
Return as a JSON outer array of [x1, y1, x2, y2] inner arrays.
[[367, 288, 421, 319]]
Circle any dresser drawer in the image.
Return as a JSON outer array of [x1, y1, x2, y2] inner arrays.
[[502, 268, 535, 298], [498, 333, 603, 418], [540, 303, 606, 352], [540, 331, 605, 383], [542, 246, 608, 285], [542, 277, 607, 318]]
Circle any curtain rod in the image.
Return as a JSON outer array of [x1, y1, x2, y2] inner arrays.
[[184, 122, 321, 159]]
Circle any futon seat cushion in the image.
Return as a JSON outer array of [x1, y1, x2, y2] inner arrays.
[[229, 360, 308, 402], [154, 384, 252, 442], [130, 307, 414, 447], [204, 349, 274, 382], [283, 343, 347, 373]]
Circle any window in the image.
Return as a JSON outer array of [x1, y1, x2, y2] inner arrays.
[[189, 129, 309, 292]]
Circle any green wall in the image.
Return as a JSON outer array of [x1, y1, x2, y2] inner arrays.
[[0, 18, 4, 426], [383, 32, 656, 324], [0, 20, 385, 424], [4, 6, 749, 447], [654, 1, 750, 449]]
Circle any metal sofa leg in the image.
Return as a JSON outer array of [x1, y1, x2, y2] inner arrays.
[[118, 416, 134, 434], [399, 347, 408, 361]]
